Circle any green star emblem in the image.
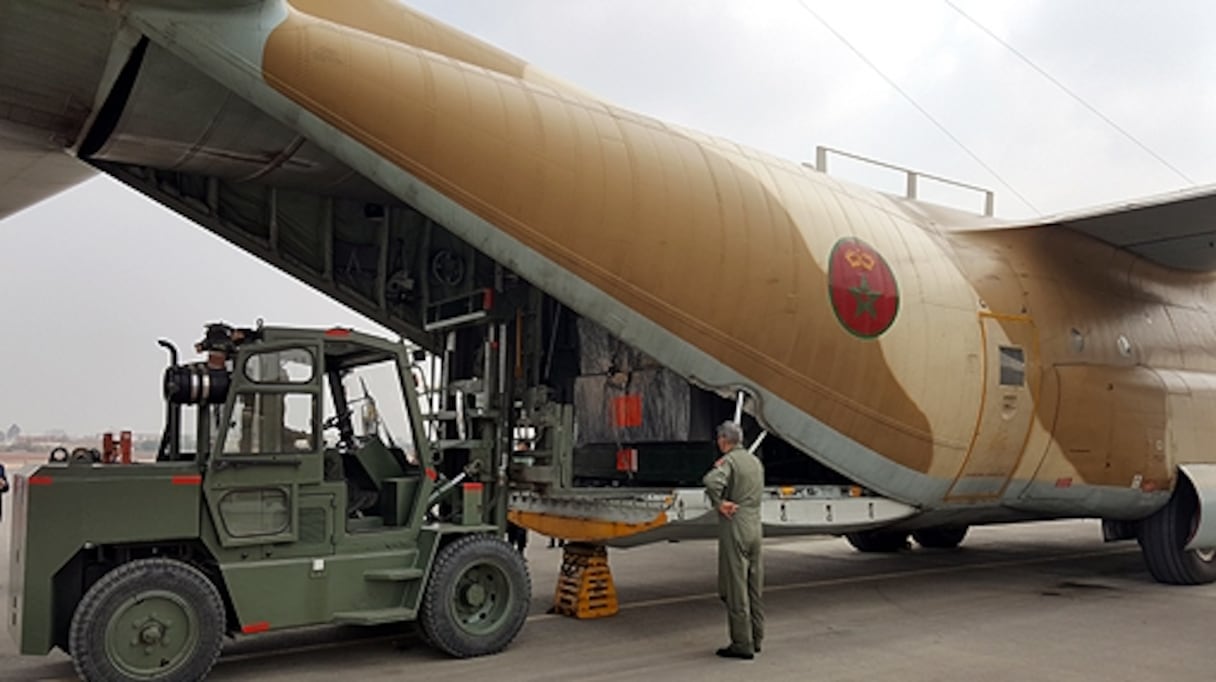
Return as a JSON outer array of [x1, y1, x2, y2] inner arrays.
[[849, 275, 881, 318]]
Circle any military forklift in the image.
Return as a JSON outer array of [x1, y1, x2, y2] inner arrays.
[[7, 322, 530, 681]]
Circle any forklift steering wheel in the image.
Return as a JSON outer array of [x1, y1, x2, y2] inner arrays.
[[322, 409, 352, 431]]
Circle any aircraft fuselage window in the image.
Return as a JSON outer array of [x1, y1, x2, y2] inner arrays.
[[999, 346, 1025, 386]]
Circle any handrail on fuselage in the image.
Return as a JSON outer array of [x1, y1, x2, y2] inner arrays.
[[811, 145, 996, 216]]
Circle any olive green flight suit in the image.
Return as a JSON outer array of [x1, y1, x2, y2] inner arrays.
[[702, 446, 764, 654]]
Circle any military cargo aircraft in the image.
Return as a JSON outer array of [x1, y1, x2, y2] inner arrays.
[[3, 0, 1216, 587]]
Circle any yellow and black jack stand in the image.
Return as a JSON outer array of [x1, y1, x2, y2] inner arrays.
[[551, 542, 619, 619]]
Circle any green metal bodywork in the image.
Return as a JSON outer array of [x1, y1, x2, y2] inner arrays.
[[8, 327, 503, 656], [8, 464, 203, 654]]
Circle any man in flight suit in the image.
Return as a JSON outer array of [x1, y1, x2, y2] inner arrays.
[[702, 420, 764, 660]]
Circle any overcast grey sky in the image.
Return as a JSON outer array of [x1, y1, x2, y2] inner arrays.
[[1, 0, 1214, 435]]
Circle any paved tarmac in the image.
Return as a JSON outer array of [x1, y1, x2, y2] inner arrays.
[[3, 485, 1214, 681]]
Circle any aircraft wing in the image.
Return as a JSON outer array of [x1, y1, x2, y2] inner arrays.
[[0, 137, 95, 221], [1023, 185, 1216, 272], [0, 0, 108, 221]]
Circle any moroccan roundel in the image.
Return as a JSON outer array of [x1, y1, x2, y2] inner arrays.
[[827, 237, 899, 339]]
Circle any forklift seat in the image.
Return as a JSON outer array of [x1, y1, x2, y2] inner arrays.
[[346, 436, 408, 491], [329, 437, 420, 522]]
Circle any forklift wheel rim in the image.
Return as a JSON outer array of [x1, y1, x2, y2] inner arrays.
[[452, 559, 513, 636], [103, 589, 200, 679]]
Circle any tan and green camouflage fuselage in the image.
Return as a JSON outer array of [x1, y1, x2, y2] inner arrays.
[[2, 0, 1213, 539], [256, 1, 1208, 523]]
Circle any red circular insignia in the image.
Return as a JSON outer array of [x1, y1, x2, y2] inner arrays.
[[828, 237, 899, 338]]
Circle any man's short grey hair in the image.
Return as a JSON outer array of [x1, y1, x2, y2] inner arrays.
[[716, 421, 743, 445]]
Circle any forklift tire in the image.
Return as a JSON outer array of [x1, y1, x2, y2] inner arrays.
[[69, 558, 226, 682], [420, 534, 531, 657]]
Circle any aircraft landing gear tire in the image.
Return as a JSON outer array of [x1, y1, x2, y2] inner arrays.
[[69, 558, 226, 682], [845, 529, 909, 553], [1138, 478, 1216, 585], [913, 526, 969, 549], [420, 534, 531, 657]]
